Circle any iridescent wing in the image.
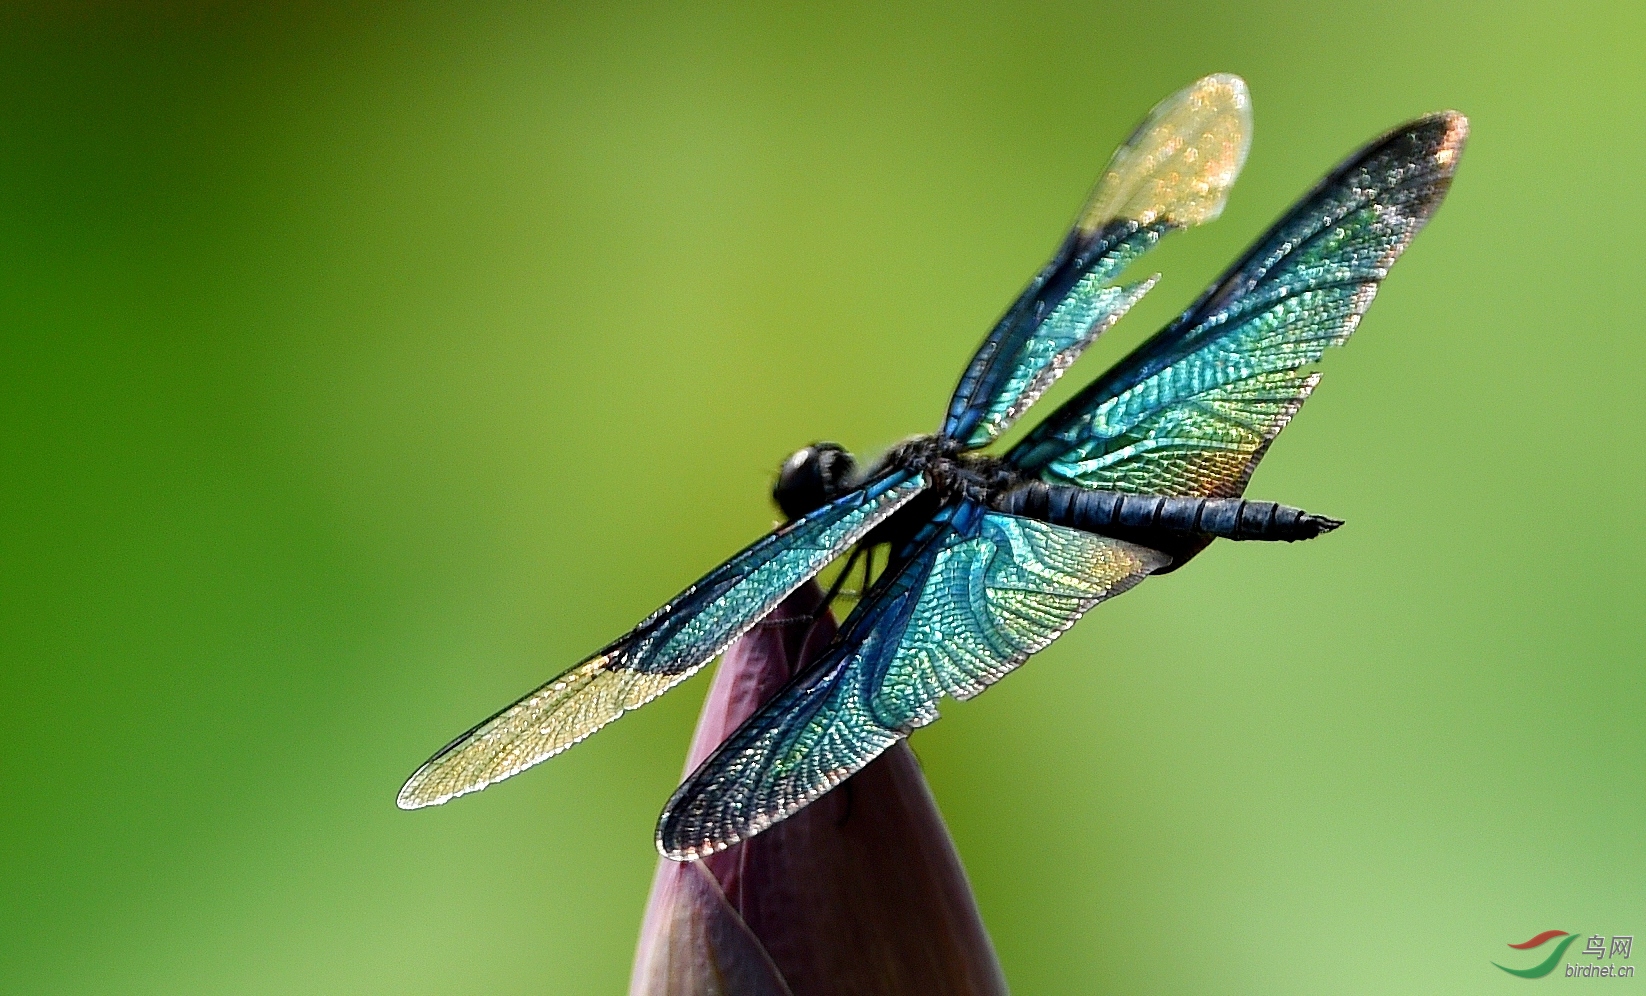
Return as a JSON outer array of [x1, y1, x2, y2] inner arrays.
[[940, 74, 1252, 449], [656, 501, 1168, 858], [1008, 112, 1468, 505], [397, 471, 927, 809]]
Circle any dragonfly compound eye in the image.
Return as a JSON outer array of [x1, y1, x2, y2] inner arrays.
[[773, 443, 855, 521]]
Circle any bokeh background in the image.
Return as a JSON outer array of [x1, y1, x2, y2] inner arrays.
[[3, 2, 1642, 994]]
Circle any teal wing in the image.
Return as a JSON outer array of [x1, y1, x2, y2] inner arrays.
[[1008, 112, 1468, 499], [941, 74, 1252, 449], [398, 471, 926, 809], [656, 502, 1168, 859]]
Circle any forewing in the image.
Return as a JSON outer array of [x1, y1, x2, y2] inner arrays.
[[941, 74, 1252, 449], [397, 471, 927, 809], [1009, 112, 1468, 497], [656, 503, 1167, 859]]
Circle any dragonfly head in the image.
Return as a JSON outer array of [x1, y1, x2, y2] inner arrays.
[[773, 442, 858, 521]]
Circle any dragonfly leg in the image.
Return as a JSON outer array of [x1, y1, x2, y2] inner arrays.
[[752, 544, 864, 633], [815, 544, 864, 619]]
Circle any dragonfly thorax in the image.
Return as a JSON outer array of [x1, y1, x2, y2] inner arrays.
[[874, 434, 1021, 504]]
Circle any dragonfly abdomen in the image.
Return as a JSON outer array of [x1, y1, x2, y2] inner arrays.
[[993, 482, 1342, 544]]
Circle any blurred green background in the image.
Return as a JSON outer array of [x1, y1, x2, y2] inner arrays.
[[2, 2, 1642, 994]]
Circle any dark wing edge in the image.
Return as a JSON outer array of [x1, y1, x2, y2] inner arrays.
[[656, 503, 1168, 860], [396, 471, 927, 810], [941, 74, 1253, 449], [1008, 112, 1469, 498]]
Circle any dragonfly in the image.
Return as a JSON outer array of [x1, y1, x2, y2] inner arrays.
[[398, 74, 1467, 861]]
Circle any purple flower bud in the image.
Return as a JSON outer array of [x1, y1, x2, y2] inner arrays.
[[631, 582, 1009, 996]]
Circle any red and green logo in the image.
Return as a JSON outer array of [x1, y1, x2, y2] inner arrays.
[[1494, 930, 1579, 978]]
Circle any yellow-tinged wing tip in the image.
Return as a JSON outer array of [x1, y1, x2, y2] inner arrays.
[[393, 656, 685, 812], [397, 756, 487, 809], [395, 771, 454, 810], [1080, 72, 1253, 234]]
